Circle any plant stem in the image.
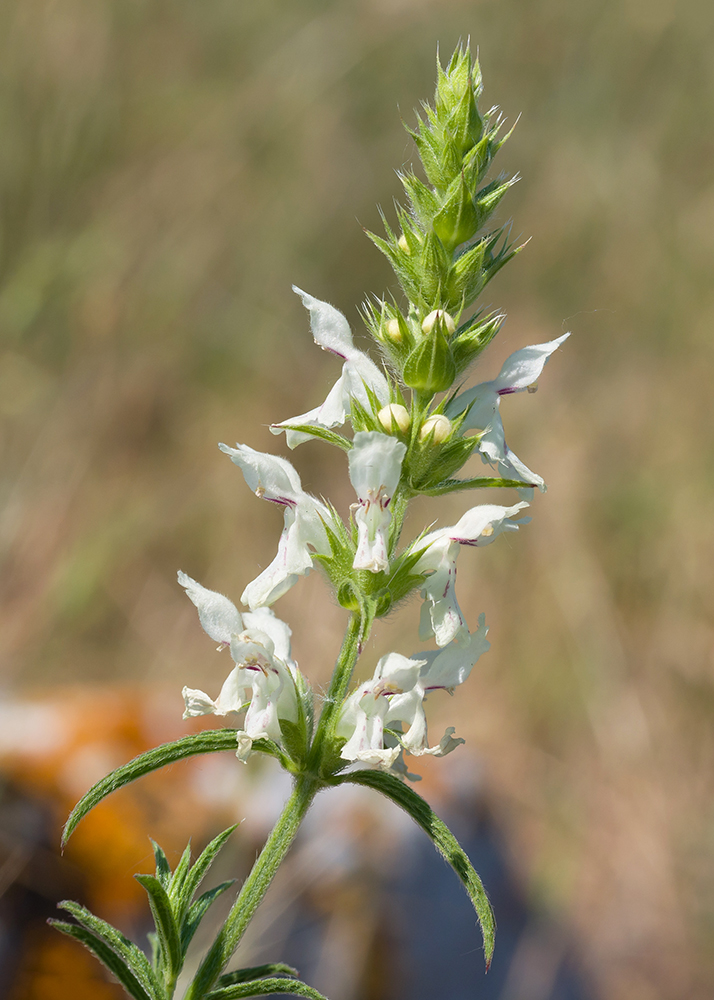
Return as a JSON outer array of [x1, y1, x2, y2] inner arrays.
[[183, 775, 319, 1000], [307, 612, 366, 774]]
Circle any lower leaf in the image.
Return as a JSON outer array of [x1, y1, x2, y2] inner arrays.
[[49, 921, 156, 1000], [207, 978, 329, 999], [334, 768, 495, 968]]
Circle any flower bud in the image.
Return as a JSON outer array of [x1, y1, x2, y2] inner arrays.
[[422, 309, 456, 337], [419, 414, 452, 443], [378, 403, 411, 435], [398, 234, 410, 254], [384, 318, 403, 343]]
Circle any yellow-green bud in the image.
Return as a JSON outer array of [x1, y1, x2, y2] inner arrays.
[[378, 403, 411, 435], [384, 318, 403, 343], [422, 309, 456, 336], [419, 414, 452, 444], [398, 234, 410, 253]]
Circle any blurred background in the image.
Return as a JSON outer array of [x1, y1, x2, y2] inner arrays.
[[1, 0, 713, 997]]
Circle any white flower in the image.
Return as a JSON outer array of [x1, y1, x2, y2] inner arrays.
[[179, 574, 299, 760], [336, 620, 490, 766], [218, 443, 333, 609], [336, 653, 424, 767], [445, 333, 569, 494], [414, 502, 530, 646], [348, 431, 406, 573], [270, 287, 389, 447]]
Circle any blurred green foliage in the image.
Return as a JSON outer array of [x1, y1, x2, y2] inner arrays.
[[1, 1, 713, 998]]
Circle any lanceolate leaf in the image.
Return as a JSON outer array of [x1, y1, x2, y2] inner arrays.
[[179, 826, 238, 914], [55, 901, 161, 998], [182, 881, 236, 952], [206, 978, 330, 1000], [334, 769, 495, 967], [273, 423, 353, 451], [217, 964, 299, 986], [62, 730, 261, 846], [49, 920, 156, 1000], [134, 874, 182, 978]]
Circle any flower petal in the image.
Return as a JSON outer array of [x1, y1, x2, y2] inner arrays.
[[349, 431, 406, 573], [271, 288, 389, 447], [492, 333, 570, 394], [220, 443, 332, 609], [178, 571, 243, 645], [418, 614, 491, 690]]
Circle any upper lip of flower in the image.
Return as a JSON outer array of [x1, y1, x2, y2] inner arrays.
[[218, 442, 334, 609], [445, 332, 570, 492], [270, 287, 389, 447]]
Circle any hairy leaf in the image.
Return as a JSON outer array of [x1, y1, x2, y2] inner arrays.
[[56, 901, 161, 998], [135, 874, 182, 977], [217, 963, 299, 986], [62, 730, 248, 845], [335, 769, 495, 967], [206, 978, 330, 999], [49, 921, 155, 1000]]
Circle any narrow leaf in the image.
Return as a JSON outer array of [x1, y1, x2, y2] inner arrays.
[[151, 840, 172, 888], [57, 901, 161, 998], [217, 964, 299, 986], [170, 841, 194, 902], [272, 423, 352, 451], [335, 769, 495, 967], [135, 874, 183, 977], [49, 920, 155, 1000], [422, 476, 532, 496], [206, 978, 330, 999], [180, 825, 238, 910], [62, 730, 242, 846], [182, 880, 236, 952]]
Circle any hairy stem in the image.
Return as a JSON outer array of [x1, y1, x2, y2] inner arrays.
[[307, 611, 367, 774], [183, 775, 318, 1000]]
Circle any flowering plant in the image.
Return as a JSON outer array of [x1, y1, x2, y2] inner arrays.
[[53, 45, 568, 999]]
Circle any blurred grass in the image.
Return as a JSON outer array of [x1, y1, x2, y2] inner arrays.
[[1, 0, 713, 997]]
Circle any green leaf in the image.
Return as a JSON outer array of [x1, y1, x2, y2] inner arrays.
[[217, 964, 299, 986], [135, 874, 183, 977], [62, 730, 244, 845], [421, 476, 531, 496], [169, 841, 194, 902], [334, 769, 495, 968], [180, 825, 238, 912], [182, 881, 236, 952], [270, 423, 352, 451], [151, 840, 172, 889], [206, 978, 330, 999], [49, 920, 155, 1000], [55, 901, 161, 998]]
